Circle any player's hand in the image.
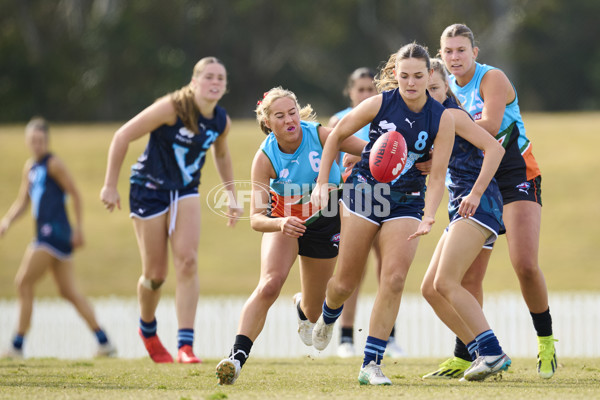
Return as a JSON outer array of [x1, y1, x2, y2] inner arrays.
[[0, 218, 9, 237], [458, 193, 481, 219], [342, 154, 360, 169], [415, 149, 434, 175], [279, 216, 307, 238], [100, 186, 121, 212], [71, 227, 85, 249], [310, 182, 330, 210], [227, 205, 244, 227], [407, 216, 435, 240]]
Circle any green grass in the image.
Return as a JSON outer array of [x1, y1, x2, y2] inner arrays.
[[1, 113, 599, 298], [1, 357, 599, 399]]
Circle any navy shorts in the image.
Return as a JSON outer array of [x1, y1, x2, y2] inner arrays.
[[340, 171, 424, 226], [298, 213, 340, 259], [129, 183, 199, 219], [34, 221, 72, 259], [447, 181, 504, 247], [498, 175, 542, 206]]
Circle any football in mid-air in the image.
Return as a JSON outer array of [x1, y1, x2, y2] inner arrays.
[[369, 131, 408, 183]]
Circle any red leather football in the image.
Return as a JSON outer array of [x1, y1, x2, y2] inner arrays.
[[369, 131, 408, 183]]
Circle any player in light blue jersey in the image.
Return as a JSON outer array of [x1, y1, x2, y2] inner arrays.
[[101, 57, 241, 364], [1, 118, 115, 359], [434, 23, 557, 380], [420, 59, 510, 381], [216, 87, 366, 385], [311, 43, 455, 385]]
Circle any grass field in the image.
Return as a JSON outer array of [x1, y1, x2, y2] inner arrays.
[[1, 113, 600, 299], [1, 356, 600, 399]]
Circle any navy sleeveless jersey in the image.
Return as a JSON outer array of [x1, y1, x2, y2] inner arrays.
[[354, 88, 445, 193], [130, 105, 228, 190], [28, 154, 71, 242], [443, 96, 485, 184], [443, 96, 503, 234]]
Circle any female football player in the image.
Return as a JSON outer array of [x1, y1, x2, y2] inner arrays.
[[216, 87, 366, 385], [420, 58, 510, 381], [310, 43, 455, 385], [100, 57, 241, 364], [328, 67, 404, 358], [1, 117, 115, 359], [423, 23, 557, 380]]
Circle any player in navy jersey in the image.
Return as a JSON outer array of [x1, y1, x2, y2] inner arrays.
[[430, 23, 557, 380], [100, 57, 241, 364], [311, 43, 455, 385], [216, 87, 366, 385], [1, 117, 115, 359], [328, 67, 404, 359], [419, 59, 510, 381]]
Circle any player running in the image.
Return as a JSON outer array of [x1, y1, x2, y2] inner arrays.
[[216, 87, 365, 385], [1, 117, 115, 359]]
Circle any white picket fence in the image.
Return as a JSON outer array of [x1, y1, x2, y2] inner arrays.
[[0, 292, 599, 359]]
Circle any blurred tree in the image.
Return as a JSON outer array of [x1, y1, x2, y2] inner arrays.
[[0, 0, 595, 122]]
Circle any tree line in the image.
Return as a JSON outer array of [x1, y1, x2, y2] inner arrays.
[[1, 0, 598, 122]]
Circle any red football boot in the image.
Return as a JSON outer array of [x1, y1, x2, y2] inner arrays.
[[177, 344, 202, 364], [138, 329, 173, 363]]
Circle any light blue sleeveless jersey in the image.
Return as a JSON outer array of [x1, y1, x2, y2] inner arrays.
[[260, 121, 341, 197], [449, 62, 530, 154], [449, 62, 541, 185]]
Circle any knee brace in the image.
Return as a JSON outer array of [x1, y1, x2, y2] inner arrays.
[[139, 275, 164, 291]]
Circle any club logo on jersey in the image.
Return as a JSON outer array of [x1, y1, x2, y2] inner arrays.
[[331, 233, 340, 243], [279, 169, 290, 179], [356, 173, 367, 184], [516, 181, 531, 194], [179, 127, 195, 138], [40, 223, 52, 237], [176, 127, 195, 144], [378, 120, 397, 132]]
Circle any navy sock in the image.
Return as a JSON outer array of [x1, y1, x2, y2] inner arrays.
[[296, 301, 308, 321], [363, 336, 387, 367], [178, 328, 194, 349], [322, 301, 343, 324], [139, 318, 157, 338], [453, 337, 471, 361], [94, 328, 109, 345], [12, 334, 24, 350], [340, 327, 353, 344], [467, 339, 478, 361], [475, 330, 503, 356], [531, 308, 553, 337], [231, 334, 253, 368]]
